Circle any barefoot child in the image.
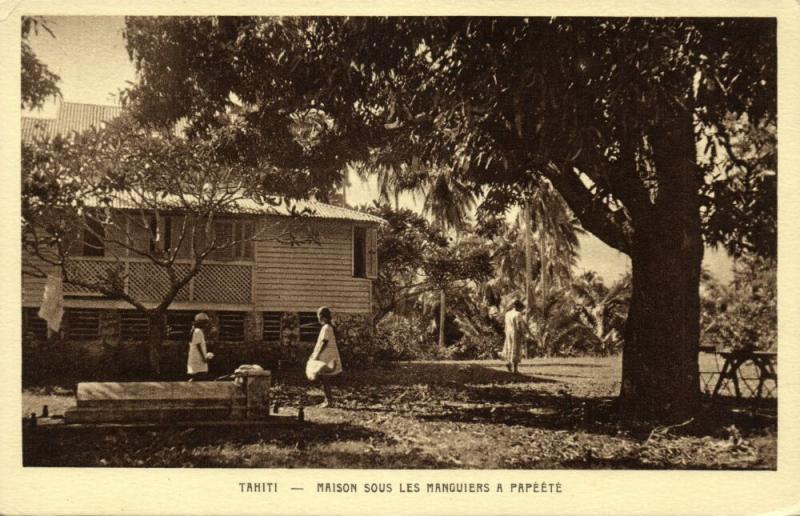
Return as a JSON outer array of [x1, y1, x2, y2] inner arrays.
[[187, 312, 213, 381], [305, 306, 342, 407]]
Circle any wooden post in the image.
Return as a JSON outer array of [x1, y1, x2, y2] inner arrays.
[[242, 369, 271, 419]]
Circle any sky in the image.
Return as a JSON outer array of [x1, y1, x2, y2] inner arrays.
[[25, 16, 734, 285]]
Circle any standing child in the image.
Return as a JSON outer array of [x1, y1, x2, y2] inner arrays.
[[503, 299, 526, 374], [187, 312, 213, 381], [305, 306, 342, 407]]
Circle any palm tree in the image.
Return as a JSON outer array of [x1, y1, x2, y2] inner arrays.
[[524, 179, 582, 354], [490, 218, 525, 289], [376, 165, 405, 210], [422, 169, 475, 233], [420, 168, 476, 348], [351, 161, 420, 211], [572, 271, 630, 354]]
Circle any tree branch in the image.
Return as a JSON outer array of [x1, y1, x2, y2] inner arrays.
[[543, 162, 632, 254]]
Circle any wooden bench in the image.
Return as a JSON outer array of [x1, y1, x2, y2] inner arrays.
[[64, 369, 272, 424]]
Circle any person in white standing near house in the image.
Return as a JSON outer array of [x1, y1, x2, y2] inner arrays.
[[187, 312, 214, 381], [503, 299, 526, 374], [305, 306, 342, 407]]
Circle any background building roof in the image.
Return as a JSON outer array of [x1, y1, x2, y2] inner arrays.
[[85, 191, 385, 224], [23, 102, 384, 225], [22, 102, 123, 141]]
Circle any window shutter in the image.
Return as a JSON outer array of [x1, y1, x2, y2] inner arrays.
[[366, 226, 378, 279], [211, 221, 235, 261], [233, 221, 243, 259], [129, 216, 153, 254], [241, 221, 254, 260], [193, 216, 208, 256], [67, 225, 84, 257], [170, 216, 192, 258], [162, 216, 172, 254], [83, 216, 106, 257]]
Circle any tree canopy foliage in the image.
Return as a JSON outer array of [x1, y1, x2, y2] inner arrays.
[[367, 203, 492, 324], [123, 16, 775, 257], [21, 16, 61, 110]]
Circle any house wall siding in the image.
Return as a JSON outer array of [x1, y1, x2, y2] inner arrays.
[[254, 218, 371, 313], [22, 216, 375, 314], [22, 257, 58, 305]]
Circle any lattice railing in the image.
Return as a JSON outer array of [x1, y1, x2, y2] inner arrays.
[[63, 259, 120, 294], [128, 262, 192, 302], [193, 263, 252, 304], [63, 258, 251, 304]]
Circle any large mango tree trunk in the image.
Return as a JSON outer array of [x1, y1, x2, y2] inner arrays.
[[619, 111, 704, 422]]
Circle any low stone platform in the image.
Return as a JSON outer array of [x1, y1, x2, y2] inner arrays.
[[64, 370, 273, 424], [34, 413, 305, 430]]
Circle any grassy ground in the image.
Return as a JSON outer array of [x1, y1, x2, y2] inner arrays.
[[22, 356, 776, 468]]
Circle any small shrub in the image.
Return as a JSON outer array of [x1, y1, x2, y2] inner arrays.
[[702, 255, 776, 351], [445, 315, 503, 360], [376, 315, 444, 360], [334, 314, 387, 369], [447, 335, 503, 360]]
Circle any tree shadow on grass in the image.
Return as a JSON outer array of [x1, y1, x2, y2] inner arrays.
[[26, 361, 776, 467], [275, 361, 776, 442], [23, 420, 393, 467], [417, 383, 777, 442], [277, 362, 559, 388], [528, 363, 609, 368], [529, 373, 599, 379]]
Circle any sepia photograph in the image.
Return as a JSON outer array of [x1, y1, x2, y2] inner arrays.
[[19, 13, 779, 469], [6, 6, 798, 514]]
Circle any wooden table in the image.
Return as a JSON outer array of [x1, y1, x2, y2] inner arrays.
[[705, 348, 777, 400]]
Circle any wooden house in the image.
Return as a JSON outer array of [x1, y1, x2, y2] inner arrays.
[[21, 102, 382, 375]]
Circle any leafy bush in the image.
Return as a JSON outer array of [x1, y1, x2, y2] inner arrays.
[[702, 255, 776, 351], [330, 314, 408, 368], [377, 315, 445, 360], [445, 309, 503, 360], [22, 338, 170, 385]]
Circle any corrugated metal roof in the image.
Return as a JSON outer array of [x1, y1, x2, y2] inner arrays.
[[85, 191, 384, 224], [21, 118, 54, 142], [22, 102, 123, 142], [292, 200, 385, 224]]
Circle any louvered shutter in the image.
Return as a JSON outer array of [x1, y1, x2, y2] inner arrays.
[[240, 221, 254, 259], [170, 216, 192, 258], [366, 226, 378, 278], [211, 221, 235, 261]]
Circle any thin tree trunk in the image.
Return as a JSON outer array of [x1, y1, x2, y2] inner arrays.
[[148, 311, 166, 376], [619, 110, 703, 422], [538, 213, 549, 354], [523, 199, 534, 358], [438, 289, 446, 348]]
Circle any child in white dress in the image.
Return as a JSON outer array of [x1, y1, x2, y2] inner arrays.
[[187, 312, 213, 381], [305, 306, 342, 407], [503, 300, 526, 374]]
